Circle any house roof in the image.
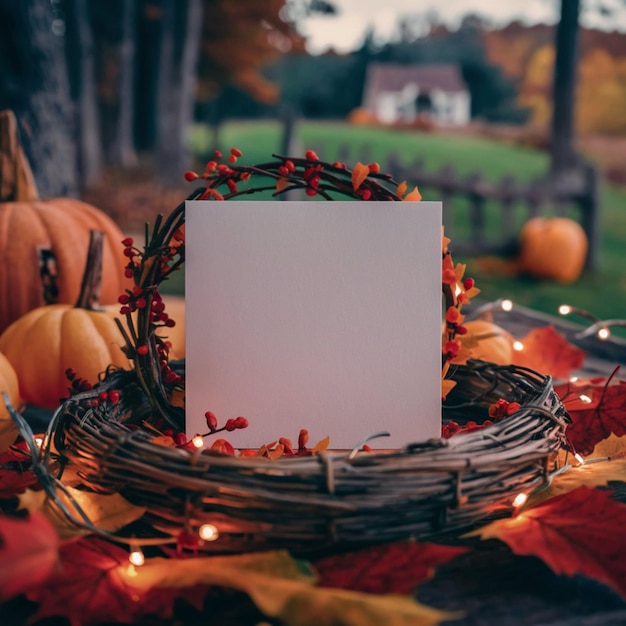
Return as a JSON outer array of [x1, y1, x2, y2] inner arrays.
[[363, 63, 468, 109]]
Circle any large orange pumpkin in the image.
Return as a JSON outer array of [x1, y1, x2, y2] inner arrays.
[[518, 216, 588, 284], [0, 231, 130, 409], [0, 110, 129, 332]]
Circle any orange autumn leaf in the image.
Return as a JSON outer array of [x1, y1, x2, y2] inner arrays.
[[442, 378, 456, 399], [469, 486, 626, 600], [351, 162, 369, 191], [402, 186, 422, 201], [276, 177, 289, 193], [313, 435, 330, 452], [511, 325, 585, 379], [397, 180, 408, 198]]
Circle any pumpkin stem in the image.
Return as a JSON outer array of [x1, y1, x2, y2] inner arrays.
[[0, 110, 39, 202], [75, 230, 104, 310]]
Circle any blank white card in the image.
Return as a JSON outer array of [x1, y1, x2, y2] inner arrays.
[[185, 200, 442, 448]]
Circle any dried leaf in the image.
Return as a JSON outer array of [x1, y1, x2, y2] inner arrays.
[[313, 540, 468, 594], [0, 513, 59, 602], [18, 485, 146, 540], [511, 325, 586, 379], [118, 552, 457, 626], [523, 458, 626, 508], [592, 433, 626, 458], [276, 177, 289, 193], [351, 162, 369, 191], [397, 180, 408, 198], [469, 486, 626, 599], [313, 435, 330, 452], [555, 377, 626, 456]]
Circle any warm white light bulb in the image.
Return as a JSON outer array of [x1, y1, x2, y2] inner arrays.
[[512, 340, 524, 352], [512, 493, 528, 508], [574, 453, 585, 465], [192, 435, 204, 449], [559, 304, 572, 315], [199, 524, 219, 541], [129, 546, 145, 566], [598, 327, 610, 340], [579, 394, 592, 404], [501, 299, 513, 312], [569, 376, 579, 383], [34, 436, 44, 449]]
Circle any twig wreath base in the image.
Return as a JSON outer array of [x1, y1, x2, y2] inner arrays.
[[28, 151, 569, 552], [45, 361, 568, 553]]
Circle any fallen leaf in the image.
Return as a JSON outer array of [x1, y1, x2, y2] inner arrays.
[[0, 447, 38, 497], [276, 177, 289, 193], [555, 377, 626, 456], [591, 433, 626, 458], [313, 540, 468, 594], [523, 458, 626, 508], [351, 162, 369, 191], [402, 186, 422, 201], [313, 435, 330, 452], [469, 486, 626, 599], [511, 325, 586, 379], [0, 513, 59, 602], [119, 553, 458, 626], [18, 485, 146, 540]]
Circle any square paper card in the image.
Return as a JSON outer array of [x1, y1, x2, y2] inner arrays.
[[185, 200, 442, 449]]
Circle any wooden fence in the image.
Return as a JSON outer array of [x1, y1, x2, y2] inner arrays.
[[322, 144, 601, 269]]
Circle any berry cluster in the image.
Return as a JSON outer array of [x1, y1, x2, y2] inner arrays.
[[64, 368, 120, 408], [441, 398, 522, 439]]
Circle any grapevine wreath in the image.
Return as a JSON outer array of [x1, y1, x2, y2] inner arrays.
[[10, 150, 570, 553]]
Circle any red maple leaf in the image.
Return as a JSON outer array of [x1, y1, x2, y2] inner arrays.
[[27, 537, 208, 626], [475, 486, 626, 599], [313, 541, 468, 595], [555, 373, 626, 456], [0, 446, 38, 497], [511, 325, 586, 379], [0, 513, 59, 602]]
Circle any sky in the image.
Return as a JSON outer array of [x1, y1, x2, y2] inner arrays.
[[301, 0, 625, 54]]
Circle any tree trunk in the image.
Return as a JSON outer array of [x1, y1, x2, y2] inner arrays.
[[0, 0, 79, 197], [110, 0, 138, 167], [65, 0, 104, 188], [155, 0, 203, 186]]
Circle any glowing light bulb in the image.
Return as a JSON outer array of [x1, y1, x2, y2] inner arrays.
[[574, 453, 585, 465], [501, 299, 513, 312], [34, 436, 44, 449], [597, 327, 610, 340], [512, 493, 528, 508], [192, 435, 204, 449], [129, 546, 145, 567], [559, 304, 572, 315], [579, 394, 592, 404], [512, 341, 524, 352], [454, 284, 462, 297], [569, 376, 579, 383], [199, 524, 219, 541]]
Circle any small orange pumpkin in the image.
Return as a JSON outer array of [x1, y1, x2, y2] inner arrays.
[[0, 352, 21, 451], [0, 231, 129, 409], [459, 319, 514, 365], [0, 110, 129, 333], [518, 216, 588, 283]]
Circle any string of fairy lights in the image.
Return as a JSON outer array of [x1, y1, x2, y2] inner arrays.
[[5, 299, 625, 568]]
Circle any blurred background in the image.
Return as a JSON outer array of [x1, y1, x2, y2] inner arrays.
[[1, 0, 625, 323]]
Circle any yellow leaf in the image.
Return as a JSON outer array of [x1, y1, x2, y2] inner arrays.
[[19, 486, 146, 540], [402, 186, 422, 202], [522, 458, 626, 509], [442, 378, 456, 399], [397, 181, 408, 198], [276, 177, 289, 193], [268, 443, 285, 460], [118, 554, 458, 626], [591, 434, 626, 459], [351, 162, 369, 191], [151, 435, 177, 447], [168, 387, 185, 408], [313, 435, 330, 453]]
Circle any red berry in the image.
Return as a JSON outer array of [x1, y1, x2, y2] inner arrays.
[[123, 247, 134, 257], [213, 149, 222, 159], [305, 149, 319, 161], [124, 269, 134, 278], [121, 237, 134, 247], [233, 416, 248, 429], [118, 294, 130, 304], [368, 162, 380, 173], [224, 419, 236, 432], [463, 277, 475, 290], [175, 433, 187, 446], [98, 391, 109, 402], [298, 429, 309, 450], [109, 390, 120, 404], [137, 345, 149, 356], [184, 171, 199, 181], [305, 188, 317, 196], [205, 411, 218, 432], [230, 147, 242, 157]]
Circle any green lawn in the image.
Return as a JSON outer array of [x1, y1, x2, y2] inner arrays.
[[186, 120, 626, 324]]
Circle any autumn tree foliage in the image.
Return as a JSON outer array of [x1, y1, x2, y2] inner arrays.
[[482, 22, 626, 135]]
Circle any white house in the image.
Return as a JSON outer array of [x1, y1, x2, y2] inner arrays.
[[362, 63, 471, 126]]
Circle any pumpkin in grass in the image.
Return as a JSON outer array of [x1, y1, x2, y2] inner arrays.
[[0, 110, 129, 332], [457, 319, 514, 365], [518, 216, 588, 283], [0, 231, 130, 409], [0, 352, 21, 451]]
